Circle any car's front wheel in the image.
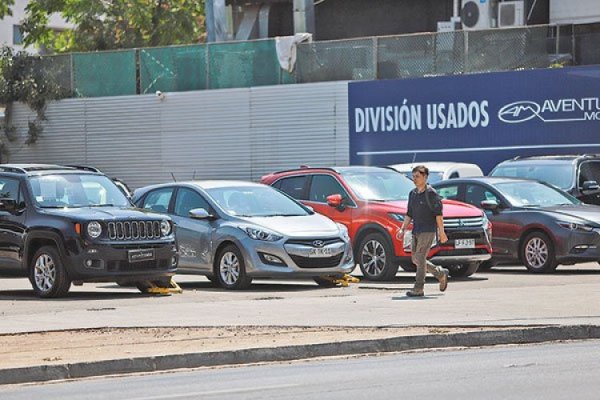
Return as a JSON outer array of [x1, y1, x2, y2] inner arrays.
[[521, 232, 558, 273], [29, 246, 71, 298], [357, 232, 398, 281], [216, 245, 252, 290]]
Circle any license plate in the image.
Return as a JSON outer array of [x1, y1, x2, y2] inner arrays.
[[309, 248, 333, 258], [128, 249, 155, 263], [455, 239, 475, 249]]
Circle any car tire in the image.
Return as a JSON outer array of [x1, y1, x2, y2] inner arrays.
[[215, 245, 252, 290], [29, 246, 71, 298], [135, 278, 173, 293], [313, 276, 341, 288], [357, 232, 398, 281], [521, 232, 558, 273], [447, 262, 480, 278], [399, 263, 417, 272], [478, 259, 497, 271]]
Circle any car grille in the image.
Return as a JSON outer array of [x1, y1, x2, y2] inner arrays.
[[434, 249, 489, 257], [107, 221, 161, 240], [444, 217, 484, 228], [285, 238, 344, 247], [107, 259, 170, 272], [447, 231, 485, 240], [290, 253, 344, 269]]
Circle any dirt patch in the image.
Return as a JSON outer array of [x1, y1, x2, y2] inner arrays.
[[0, 326, 519, 369]]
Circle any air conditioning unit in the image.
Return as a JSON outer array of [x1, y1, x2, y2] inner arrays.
[[498, 1, 526, 27], [461, 0, 498, 30]]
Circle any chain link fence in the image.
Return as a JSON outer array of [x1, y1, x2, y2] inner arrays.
[[29, 24, 597, 97]]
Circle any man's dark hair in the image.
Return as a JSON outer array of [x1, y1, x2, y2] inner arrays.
[[412, 165, 429, 176]]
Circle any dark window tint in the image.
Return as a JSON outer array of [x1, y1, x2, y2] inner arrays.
[[579, 162, 600, 188], [13, 25, 24, 45], [0, 178, 20, 202], [309, 175, 347, 203], [142, 188, 174, 213], [465, 185, 499, 207], [437, 185, 459, 201], [174, 188, 211, 217], [277, 176, 308, 200]]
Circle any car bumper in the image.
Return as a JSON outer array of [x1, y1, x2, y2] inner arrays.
[[65, 239, 178, 282], [430, 253, 491, 264], [239, 239, 356, 278]]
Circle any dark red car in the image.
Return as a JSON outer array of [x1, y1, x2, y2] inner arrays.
[[262, 166, 492, 280]]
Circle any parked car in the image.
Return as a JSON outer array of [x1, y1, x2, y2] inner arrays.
[[490, 155, 600, 205], [133, 181, 355, 289], [0, 164, 177, 298], [66, 165, 133, 198], [261, 166, 492, 279], [389, 162, 484, 183], [433, 177, 600, 273]]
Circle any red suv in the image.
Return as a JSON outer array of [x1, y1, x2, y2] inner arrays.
[[262, 166, 492, 280]]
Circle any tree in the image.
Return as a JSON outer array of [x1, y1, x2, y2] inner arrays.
[[0, 1, 15, 19], [21, 0, 206, 53]]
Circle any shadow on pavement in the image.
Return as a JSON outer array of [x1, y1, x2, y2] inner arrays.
[[176, 280, 325, 293], [391, 293, 443, 301], [0, 289, 150, 301], [485, 267, 600, 275]]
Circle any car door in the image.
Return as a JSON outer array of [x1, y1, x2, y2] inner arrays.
[[0, 178, 27, 271], [171, 187, 214, 273], [139, 187, 175, 214], [462, 183, 515, 257], [305, 174, 354, 231]]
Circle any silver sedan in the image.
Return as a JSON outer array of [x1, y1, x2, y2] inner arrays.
[[133, 181, 355, 289]]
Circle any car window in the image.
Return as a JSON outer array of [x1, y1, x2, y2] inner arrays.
[[142, 188, 174, 214], [437, 185, 460, 201], [174, 188, 211, 217], [491, 163, 574, 190], [465, 184, 499, 207], [0, 178, 20, 202], [276, 176, 309, 200], [578, 161, 600, 188], [308, 175, 349, 203]]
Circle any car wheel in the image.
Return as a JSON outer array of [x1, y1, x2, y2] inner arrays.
[[357, 232, 398, 281], [447, 262, 480, 278], [29, 246, 71, 298], [521, 232, 558, 273], [313, 276, 341, 288], [478, 259, 497, 271], [399, 263, 416, 272], [216, 245, 252, 290]]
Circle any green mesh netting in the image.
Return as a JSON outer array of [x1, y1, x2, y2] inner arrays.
[[73, 50, 137, 97]]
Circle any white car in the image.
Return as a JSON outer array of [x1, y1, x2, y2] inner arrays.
[[389, 162, 484, 183]]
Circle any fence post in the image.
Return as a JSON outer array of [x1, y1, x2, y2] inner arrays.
[[373, 37, 378, 79], [464, 30, 469, 74]]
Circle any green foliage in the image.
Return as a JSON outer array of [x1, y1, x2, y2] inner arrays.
[[0, 0, 15, 19], [22, 0, 206, 53], [0, 46, 69, 149]]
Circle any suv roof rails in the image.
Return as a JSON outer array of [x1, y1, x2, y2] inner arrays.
[[66, 165, 102, 173], [271, 166, 339, 175], [0, 166, 27, 174]]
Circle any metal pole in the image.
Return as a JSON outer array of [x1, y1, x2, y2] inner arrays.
[[294, 0, 315, 34]]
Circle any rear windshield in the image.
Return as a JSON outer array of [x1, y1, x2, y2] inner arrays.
[[491, 163, 574, 190]]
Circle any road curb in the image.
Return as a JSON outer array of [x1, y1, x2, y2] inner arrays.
[[1, 325, 599, 385]]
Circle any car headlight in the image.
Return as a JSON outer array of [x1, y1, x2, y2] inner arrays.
[[389, 213, 405, 222], [161, 220, 172, 236], [336, 223, 350, 240], [241, 226, 283, 241], [557, 221, 595, 232], [87, 221, 102, 238]]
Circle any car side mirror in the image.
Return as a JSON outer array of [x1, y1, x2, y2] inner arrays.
[[582, 180, 600, 192], [326, 194, 345, 210], [189, 208, 212, 220], [0, 198, 17, 213], [480, 200, 499, 213]]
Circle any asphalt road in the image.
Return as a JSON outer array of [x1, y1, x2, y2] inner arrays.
[[1, 264, 600, 333], [1, 340, 599, 399]]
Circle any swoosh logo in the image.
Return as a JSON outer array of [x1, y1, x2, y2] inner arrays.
[[498, 101, 541, 124]]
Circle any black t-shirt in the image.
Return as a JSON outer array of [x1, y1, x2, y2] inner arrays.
[[407, 186, 443, 233]]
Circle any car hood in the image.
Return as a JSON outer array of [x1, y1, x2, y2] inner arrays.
[[239, 213, 341, 238], [379, 199, 483, 218], [38, 206, 167, 221], [541, 204, 600, 226]]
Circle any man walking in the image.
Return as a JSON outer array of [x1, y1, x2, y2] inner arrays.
[[398, 165, 449, 297]]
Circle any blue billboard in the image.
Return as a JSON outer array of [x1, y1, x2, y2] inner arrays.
[[348, 66, 600, 173]]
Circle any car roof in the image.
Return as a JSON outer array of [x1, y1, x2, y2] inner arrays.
[[0, 164, 100, 176], [495, 155, 598, 166], [136, 180, 266, 193], [389, 162, 481, 171], [434, 176, 534, 185]]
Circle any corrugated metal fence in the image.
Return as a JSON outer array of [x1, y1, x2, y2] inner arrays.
[[5, 81, 349, 189]]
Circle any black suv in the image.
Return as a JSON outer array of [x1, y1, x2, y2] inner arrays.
[[490, 155, 600, 205], [0, 164, 177, 297]]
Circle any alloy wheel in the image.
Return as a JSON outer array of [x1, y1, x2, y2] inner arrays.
[[525, 237, 548, 269], [34, 254, 56, 292], [361, 240, 386, 276], [220, 252, 240, 285]]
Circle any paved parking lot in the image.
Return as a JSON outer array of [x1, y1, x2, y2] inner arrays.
[[1, 264, 600, 334]]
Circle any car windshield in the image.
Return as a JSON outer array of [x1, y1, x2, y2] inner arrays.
[[491, 163, 574, 190], [341, 169, 414, 201], [205, 186, 310, 217], [494, 181, 580, 207], [29, 174, 131, 208], [402, 171, 444, 183]]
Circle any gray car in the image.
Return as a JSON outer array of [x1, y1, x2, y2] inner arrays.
[[133, 181, 355, 289]]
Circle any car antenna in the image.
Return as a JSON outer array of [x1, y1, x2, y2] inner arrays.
[[192, 170, 197, 180], [170, 172, 177, 182]]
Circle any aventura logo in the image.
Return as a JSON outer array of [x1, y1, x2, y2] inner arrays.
[[354, 100, 490, 133], [498, 98, 600, 124]]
